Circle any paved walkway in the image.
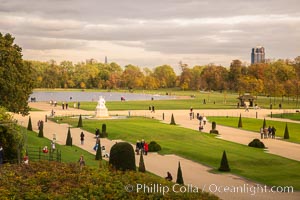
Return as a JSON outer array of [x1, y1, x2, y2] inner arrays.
[[13, 103, 300, 200]]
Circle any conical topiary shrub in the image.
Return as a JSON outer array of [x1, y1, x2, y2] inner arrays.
[[27, 116, 33, 131], [95, 138, 102, 160], [218, 150, 230, 172], [109, 142, 136, 171], [138, 153, 146, 173], [77, 114, 83, 127], [263, 118, 266, 129], [66, 127, 73, 146], [176, 161, 184, 184], [38, 121, 44, 137], [238, 114, 242, 128], [284, 123, 290, 139], [170, 113, 176, 125], [209, 121, 219, 134], [101, 123, 107, 138]]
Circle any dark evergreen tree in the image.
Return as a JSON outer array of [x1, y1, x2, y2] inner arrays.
[[66, 127, 72, 146], [0, 33, 35, 115], [95, 138, 102, 160], [284, 123, 290, 139], [176, 161, 184, 184], [262, 118, 266, 129], [27, 116, 32, 131], [38, 121, 44, 137], [170, 113, 176, 125], [218, 150, 230, 172], [109, 142, 136, 171], [0, 107, 22, 162], [238, 114, 242, 128], [77, 114, 83, 127], [138, 153, 146, 172]]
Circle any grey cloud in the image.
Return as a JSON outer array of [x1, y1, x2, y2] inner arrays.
[[15, 36, 88, 50], [0, 0, 299, 66]]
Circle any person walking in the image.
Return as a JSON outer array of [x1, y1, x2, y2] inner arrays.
[[203, 116, 207, 125], [144, 142, 149, 155], [165, 172, 173, 181], [0, 144, 4, 165], [51, 140, 56, 152], [136, 140, 141, 155], [271, 126, 276, 139], [80, 132, 85, 145], [260, 127, 264, 139], [78, 155, 85, 169]]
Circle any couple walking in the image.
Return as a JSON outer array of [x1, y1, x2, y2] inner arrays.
[[136, 139, 149, 155]]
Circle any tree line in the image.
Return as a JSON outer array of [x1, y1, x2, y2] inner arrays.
[[29, 57, 300, 98], [1, 31, 300, 115]]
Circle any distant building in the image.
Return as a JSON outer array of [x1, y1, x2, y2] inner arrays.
[[251, 46, 265, 64]]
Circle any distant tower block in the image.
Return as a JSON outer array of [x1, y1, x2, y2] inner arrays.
[[105, 56, 108, 64], [251, 46, 265, 65]]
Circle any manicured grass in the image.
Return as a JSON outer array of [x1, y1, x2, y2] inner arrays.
[[24, 127, 104, 168], [207, 116, 300, 144], [79, 99, 237, 111], [79, 96, 300, 111], [53, 116, 300, 190], [271, 113, 300, 121]]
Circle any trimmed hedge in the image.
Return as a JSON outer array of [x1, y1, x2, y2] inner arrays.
[[148, 141, 162, 152], [109, 142, 136, 171], [248, 139, 265, 148]]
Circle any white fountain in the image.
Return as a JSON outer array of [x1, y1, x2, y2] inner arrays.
[[95, 96, 109, 118]]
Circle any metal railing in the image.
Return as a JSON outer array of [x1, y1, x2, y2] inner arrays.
[[26, 146, 61, 162]]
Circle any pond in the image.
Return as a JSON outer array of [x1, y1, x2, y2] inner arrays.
[[29, 91, 176, 102]]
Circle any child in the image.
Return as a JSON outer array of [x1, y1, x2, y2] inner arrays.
[[43, 146, 48, 153]]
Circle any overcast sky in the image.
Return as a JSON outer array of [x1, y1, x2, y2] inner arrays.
[[1, 0, 300, 71]]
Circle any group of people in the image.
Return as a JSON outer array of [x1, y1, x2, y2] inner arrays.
[[135, 140, 149, 155], [149, 105, 155, 113], [260, 126, 277, 139], [37, 120, 44, 130], [49, 100, 81, 109], [49, 100, 58, 107]]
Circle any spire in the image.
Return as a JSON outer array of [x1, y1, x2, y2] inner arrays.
[[105, 56, 108, 64]]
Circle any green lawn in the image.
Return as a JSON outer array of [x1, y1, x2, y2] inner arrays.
[[271, 113, 300, 121], [207, 116, 300, 144], [53, 116, 300, 190], [24, 127, 104, 168], [79, 99, 237, 111]]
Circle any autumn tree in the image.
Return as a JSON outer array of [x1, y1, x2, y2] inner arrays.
[[190, 65, 204, 90], [121, 64, 144, 89], [200, 65, 228, 91], [178, 62, 192, 90], [153, 65, 176, 88], [237, 75, 263, 97], [60, 61, 75, 88], [0, 33, 35, 115], [228, 60, 246, 91]]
